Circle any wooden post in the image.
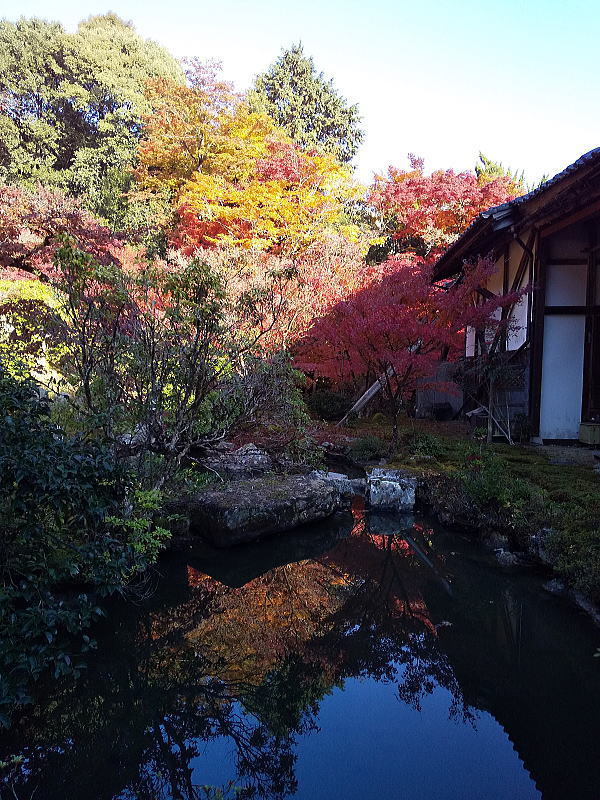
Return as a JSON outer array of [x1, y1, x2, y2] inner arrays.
[[487, 377, 494, 443]]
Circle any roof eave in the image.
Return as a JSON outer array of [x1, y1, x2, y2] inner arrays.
[[433, 146, 600, 279]]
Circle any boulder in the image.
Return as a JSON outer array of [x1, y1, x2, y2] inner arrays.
[[309, 470, 366, 499], [203, 443, 274, 479], [367, 467, 418, 511], [494, 548, 520, 567], [529, 527, 555, 566], [184, 474, 343, 547]]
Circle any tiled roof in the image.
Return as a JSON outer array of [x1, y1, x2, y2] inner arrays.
[[434, 147, 600, 276]]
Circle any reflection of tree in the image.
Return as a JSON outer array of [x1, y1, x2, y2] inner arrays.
[[0, 507, 471, 800], [314, 512, 472, 720]]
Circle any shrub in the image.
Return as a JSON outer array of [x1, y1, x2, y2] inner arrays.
[[456, 448, 548, 534], [401, 431, 444, 460], [306, 389, 352, 421], [546, 528, 600, 603], [370, 411, 389, 426], [0, 365, 169, 720], [348, 434, 388, 462]]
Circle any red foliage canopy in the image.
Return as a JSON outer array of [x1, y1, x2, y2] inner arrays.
[[0, 184, 124, 281], [294, 254, 525, 403], [369, 155, 520, 259]]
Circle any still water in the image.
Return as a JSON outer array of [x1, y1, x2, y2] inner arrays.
[[1, 503, 599, 800]]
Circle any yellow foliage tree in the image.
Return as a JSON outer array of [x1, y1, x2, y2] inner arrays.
[[135, 65, 361, 256]]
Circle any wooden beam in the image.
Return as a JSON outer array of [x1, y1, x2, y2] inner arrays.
[[511, 230, 536, 294], [544, 305, 600, 315], [546, 258, 588, 265], [539, 197, 600, 238], [476, 286, 498, 301]]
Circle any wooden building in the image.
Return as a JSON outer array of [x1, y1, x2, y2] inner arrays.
[[434, 148, 600, 442]]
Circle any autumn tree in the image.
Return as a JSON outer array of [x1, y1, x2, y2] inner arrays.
[[0, 183, 123, 280], [197, 234, 366, 352], [368, 155, 520, 262], [248, 44, 364, 164], [295, 254, 524, 443], [134, 62, 249, 198], [174, 140, 358, 255], [136, 69, 360, 255]]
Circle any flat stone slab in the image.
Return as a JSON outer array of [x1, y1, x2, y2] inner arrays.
[[185, 474, 343, 547]]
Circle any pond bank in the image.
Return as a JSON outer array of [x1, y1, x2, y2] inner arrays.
[[414, 469, 600, 625], [167, 439, 600, 624]]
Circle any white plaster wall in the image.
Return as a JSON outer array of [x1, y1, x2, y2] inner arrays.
[[546, 263, 588, 305], [539, 315, 585, 439], [506, 238, 531, 350], [488, 257, 504, 295], [463, 238, 532, 356], [507, 294, 528, 350], [483, 257, 504, 349]]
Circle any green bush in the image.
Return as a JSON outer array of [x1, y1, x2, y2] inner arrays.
[[306, 389, 352, 421], [546, 528, 600, 603], [457, 448, 548, 534], [401, 431, 444, 460], [348, 434, 388, 462], [370, 411, 389, 426], [0, 366, 169, 720]]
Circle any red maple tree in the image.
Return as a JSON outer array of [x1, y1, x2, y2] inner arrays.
[[369, 154, 519, 259], [0, 184, 124, 281], [295, 254, 525, 441]]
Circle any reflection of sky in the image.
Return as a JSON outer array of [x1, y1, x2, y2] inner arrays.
[[189, 731, 241, 795], [189, 670, 540, 800]]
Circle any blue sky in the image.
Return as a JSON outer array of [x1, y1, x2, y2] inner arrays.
[[3, 0, 600, 185]]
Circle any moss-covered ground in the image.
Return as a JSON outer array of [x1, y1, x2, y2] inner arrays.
[[311, 416, 600, 603]]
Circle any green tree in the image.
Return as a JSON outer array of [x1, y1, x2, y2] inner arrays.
[[248, 44, 363, 164], [475, 152, 524, 192], [0, 14, 183, 223]]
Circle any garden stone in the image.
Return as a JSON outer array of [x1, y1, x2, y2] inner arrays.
[[530, 527, 555, 566], [494, 548, 519, 567], [182, 474, 343, 547], [309, 470, 366, 498], [204, 443, 274, 479], [367, 467, 418, 511], [543, 578, 566, 595]]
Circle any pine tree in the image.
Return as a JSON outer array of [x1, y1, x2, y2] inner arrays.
[[248, 44, 363, 164], [475, 152, 524, 192]]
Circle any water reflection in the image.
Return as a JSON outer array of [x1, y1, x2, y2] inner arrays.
[[1, 502, 599, 800]]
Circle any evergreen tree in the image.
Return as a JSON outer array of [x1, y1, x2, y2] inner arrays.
[[475, 152, 524, 192], [248, 44, 363, 164], [0, 14, 183, 221]]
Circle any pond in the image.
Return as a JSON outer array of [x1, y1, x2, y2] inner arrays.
[[1, 502, 599, 800]]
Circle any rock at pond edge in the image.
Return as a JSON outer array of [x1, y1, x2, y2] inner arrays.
[[367, 467, 418, 512], [182, 474, 345, 547]]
